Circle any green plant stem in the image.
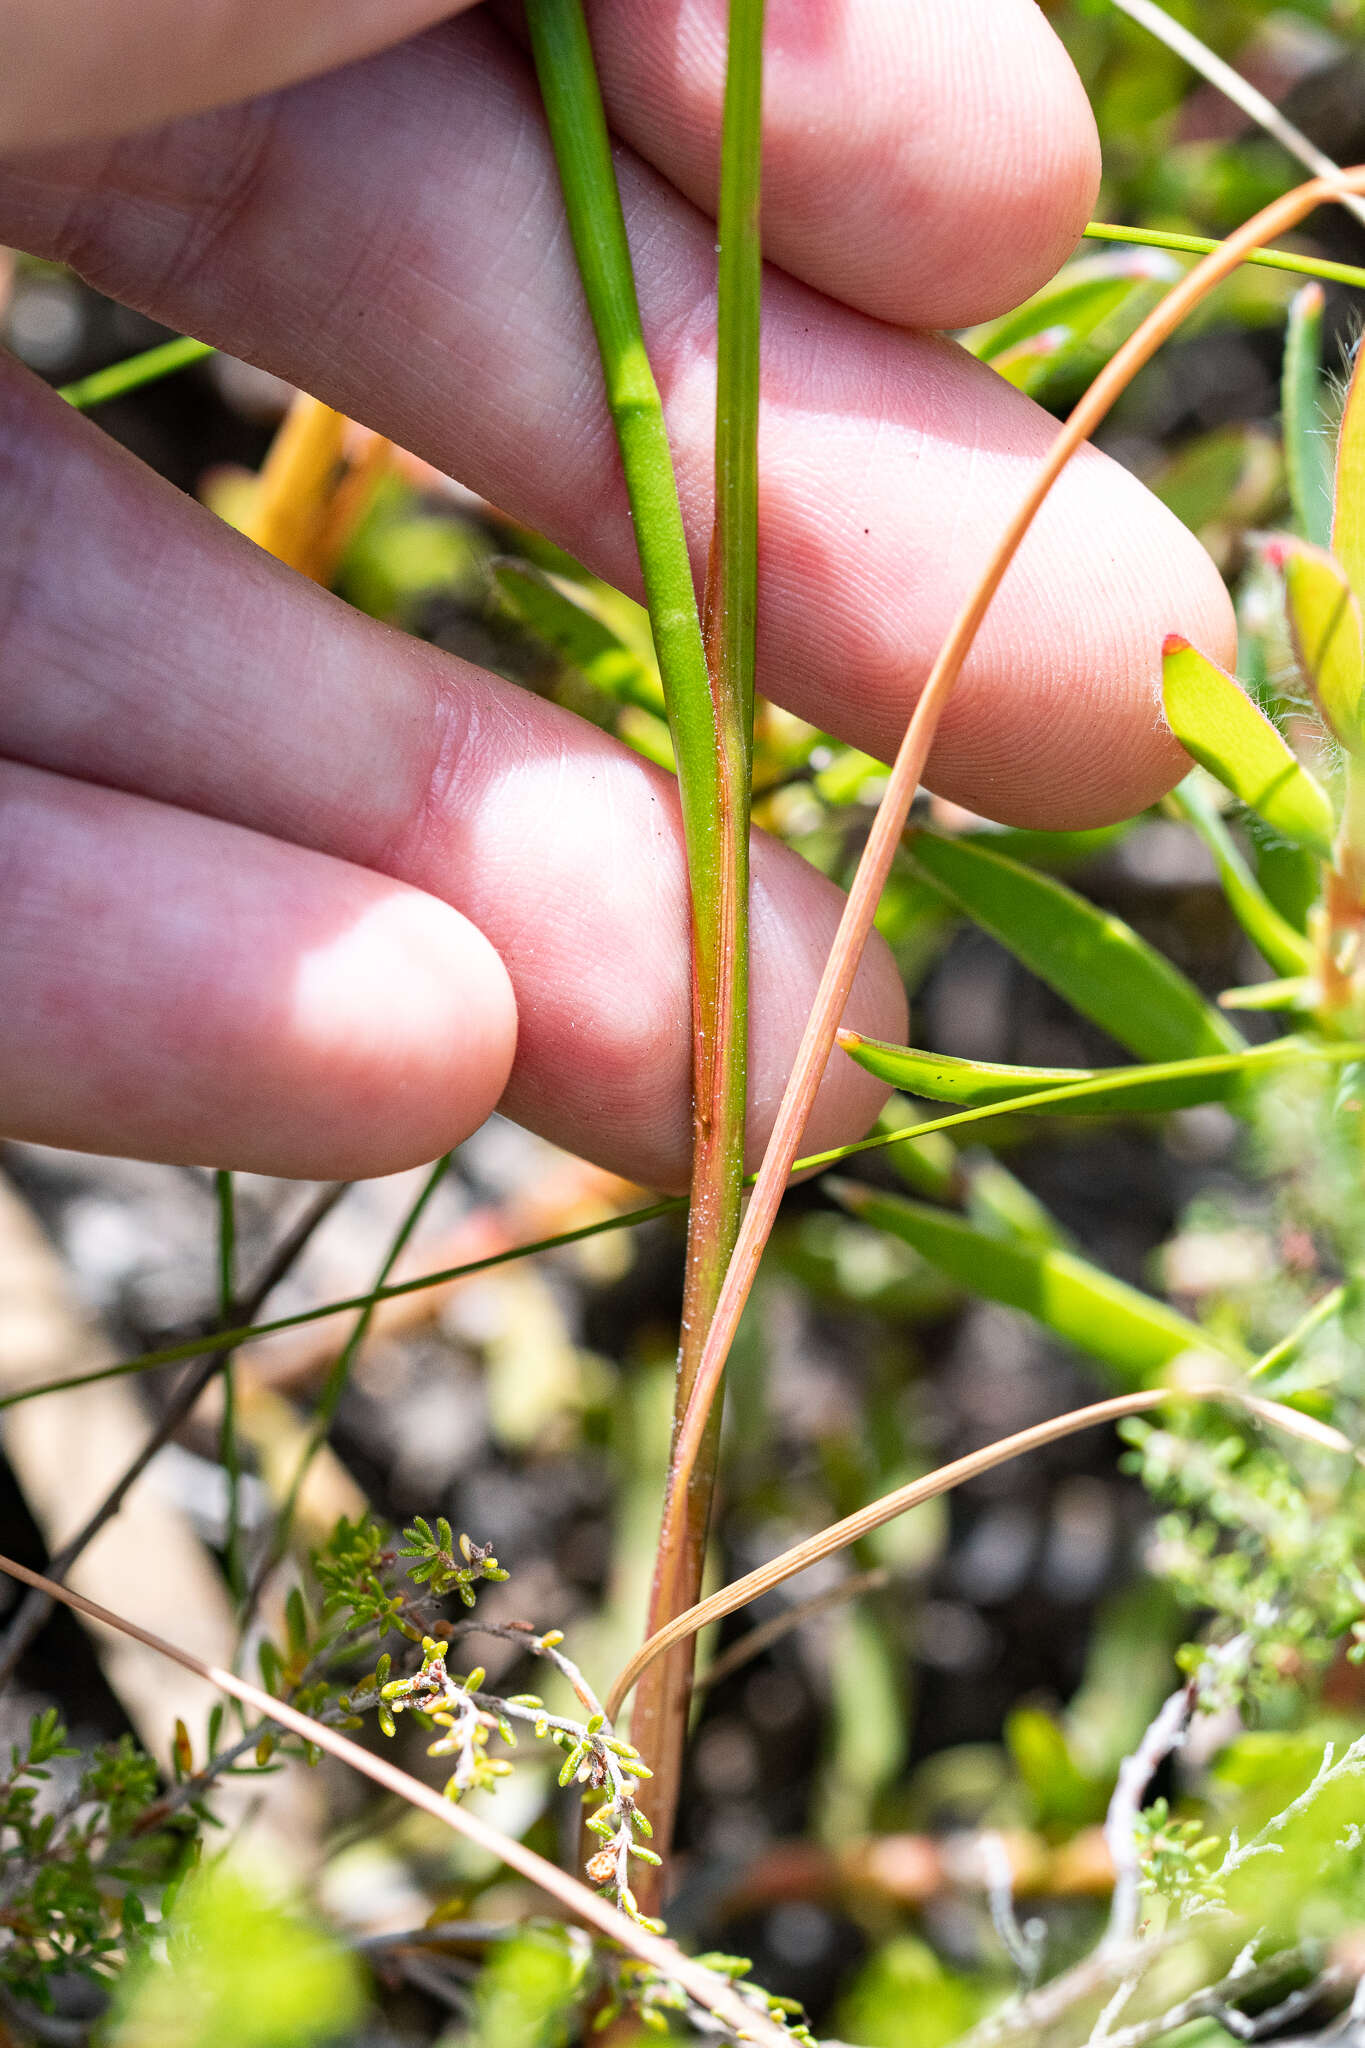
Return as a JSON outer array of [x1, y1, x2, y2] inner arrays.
[[214, 1171, 245, 1603], [1249, 1282, 1350, 1380], [1084, 222, 1365, 294], [629, 0, 764, 1898], [525, 0, 761, 1885], [57, 335, 214, 410], [240, 1158, 452, 1625]]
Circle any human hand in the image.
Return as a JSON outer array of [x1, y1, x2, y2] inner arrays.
[[0, 0, 1232, 1188]]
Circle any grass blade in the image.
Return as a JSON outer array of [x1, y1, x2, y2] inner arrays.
[[1084, 221, 1365, 295], [58, 335, 214, 410]]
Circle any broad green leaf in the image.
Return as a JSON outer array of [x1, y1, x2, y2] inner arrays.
[[1271, 536, 1365, 750], [1333, 334, 1365, 609], [987, 325, 1070, 393], [903, 831, 1242, 1062], [838, 1031, 1302, 1119], [829, 1182, 1240, 1385], [1283, 282, 1334, 549], [1169, 773, 1315, 976], [963, 251, 1176, 373], [1161, 639, 1335, 862]]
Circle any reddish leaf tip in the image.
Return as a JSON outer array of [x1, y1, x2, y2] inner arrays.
[[1162, 633, 1190, 658]]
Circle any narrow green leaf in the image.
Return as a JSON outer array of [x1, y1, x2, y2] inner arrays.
[[838, 1031, 1300, 1119], [1218, 975, 1315, 1013], [829, 1183, 1240, 1385], [1282, 283, 1334, 550], [1161, 639, 1335, 861], [493, 561, 664, 715], [1333, 335, 1365, 611], [1169, 773, 1315, 977], [1270, 536, 1365, 750], [58, 334, 214, 411], [903, 831, 1243, 1062]]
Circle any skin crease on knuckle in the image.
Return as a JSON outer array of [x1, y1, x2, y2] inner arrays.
[[0, 2, 1230, 1174], [0, 367, 904, 1184]]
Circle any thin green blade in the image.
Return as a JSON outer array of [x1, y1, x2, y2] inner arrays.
[[1169, 772, 1316, 977], [1283, 282, 1334, 550], [838, 1032, 1293, 1118]]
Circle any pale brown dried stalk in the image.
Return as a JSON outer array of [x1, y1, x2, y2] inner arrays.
[[0, 1550, 789, 2048], [608, 1384, 1357, 1720]]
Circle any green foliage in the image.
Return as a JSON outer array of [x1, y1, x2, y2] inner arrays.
[[1121, 1413, 1365, 1699], [470, 1925, 589, 2048], [399, 1518, 511, 1609], [1282, 283, 1334, 549], [840, 1031, 1303, 1119], [106, 1861, 363, 2048], [1160, 639, 1336, 859], [834, 1936, 992, 2048], [0, 1712, 195, 2013], [831, 1180, 1232, 1385], [904, 831, 1242, 1061]]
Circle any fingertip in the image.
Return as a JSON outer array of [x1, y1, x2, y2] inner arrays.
[[287, 889, 519, 1179]]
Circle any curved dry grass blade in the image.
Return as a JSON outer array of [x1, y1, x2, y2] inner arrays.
[[608, 1384, 1358, 1720], [0, 1551, 790, 2048], [654, 167, 1365, 1594]]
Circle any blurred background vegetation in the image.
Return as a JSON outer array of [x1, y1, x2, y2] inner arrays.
[[6, 3, 1365, 2044]]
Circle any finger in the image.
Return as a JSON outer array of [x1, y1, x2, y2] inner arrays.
[[577, 0, 1101, 325], [0, 363, 904, 1188], [0, 16, 1233, 829], [1, 0, 479, 153], [0, 760, 518, 1178]]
